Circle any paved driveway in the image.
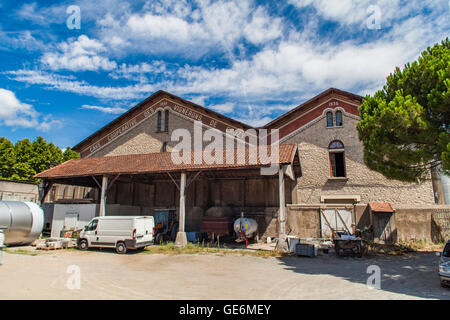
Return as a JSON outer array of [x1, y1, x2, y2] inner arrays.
[[0, 249, 448, 299]]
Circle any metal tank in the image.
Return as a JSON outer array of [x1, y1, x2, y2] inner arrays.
[[233, 216, 258, 238], [0, 201, 44, 246]]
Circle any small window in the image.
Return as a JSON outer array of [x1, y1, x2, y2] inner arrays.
[[335, 111, 343, 127], [164, 110, 169, 132], [157, 111, 162, 132], [329, 140, 345, 177], [326, 112, 333, 127], [161, 142, 167, 152]]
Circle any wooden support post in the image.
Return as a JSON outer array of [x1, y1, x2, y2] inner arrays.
[[99, 176, 108, 217], [276, 166, 289, 252], [38, 180, 53, 206], [175, 172, 187, 247]]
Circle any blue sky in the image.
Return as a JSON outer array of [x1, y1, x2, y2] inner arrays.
[[0, 0, 448, 149]]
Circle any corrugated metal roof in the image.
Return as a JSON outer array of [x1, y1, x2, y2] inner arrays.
[[369, 202, 395, 213], [35, 144, 298, 179]]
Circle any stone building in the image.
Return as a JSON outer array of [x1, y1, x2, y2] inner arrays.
[[36, 88, 448, 244]]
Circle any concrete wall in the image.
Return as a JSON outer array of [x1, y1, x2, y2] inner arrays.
[[0, 180, 95, 205], [0, 180, 38, 202], [285, 113, 435, 206]]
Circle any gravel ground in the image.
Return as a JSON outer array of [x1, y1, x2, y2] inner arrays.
[[0, 248, 449, 300]]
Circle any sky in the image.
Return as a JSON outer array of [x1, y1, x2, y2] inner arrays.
[[0, 0, 448, 149]]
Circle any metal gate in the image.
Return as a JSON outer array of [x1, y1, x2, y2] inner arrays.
[[320, 208, 353, 238]]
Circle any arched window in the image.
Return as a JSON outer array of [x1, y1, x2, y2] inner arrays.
[[329, 140, 345, 177], [157, 110, 162, 132], [164, 110, 169, 132], [329, 140, 344, 150], [335, 111, 343, 127], [326, 111, 333, 127]]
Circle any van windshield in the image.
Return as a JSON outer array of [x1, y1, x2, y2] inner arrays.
[[443, 243, 450, 258], [86, 219, 98, 231]]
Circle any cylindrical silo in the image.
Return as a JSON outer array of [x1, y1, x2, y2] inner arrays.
[[0, 201, 44, 246]]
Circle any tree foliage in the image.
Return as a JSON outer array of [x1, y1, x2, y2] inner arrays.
[[0, 136, 79, 182], [357, 38, 450, 182]]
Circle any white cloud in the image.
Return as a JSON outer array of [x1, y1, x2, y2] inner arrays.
[[81, 105, 127, 114], [243, 7, 283, 45], [96, 0, 283, 58], [0, 88, 61, 131], [288, 0, 443, 28], [167, 10, 449, 100], [126, 14, 207, 43], [16, 2, 66, 26], [41, 35, 117, 72], [108, 61, 167, 80], [189, 95, 209, 106], [209, 102, 235, 113], [6, 70, 156, 101]]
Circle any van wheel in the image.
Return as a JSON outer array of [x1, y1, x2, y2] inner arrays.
[[78, 239, 89, 251], [116, 242, 127, 254]]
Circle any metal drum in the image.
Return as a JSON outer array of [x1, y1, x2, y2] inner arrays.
[[233, 217, 258, 238], [0, 201, 44, 246]]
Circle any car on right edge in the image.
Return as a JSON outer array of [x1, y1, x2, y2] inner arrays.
[[438, 240, 450, 288]]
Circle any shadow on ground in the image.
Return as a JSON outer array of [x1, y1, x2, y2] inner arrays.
[[276, 252, 450, 299]]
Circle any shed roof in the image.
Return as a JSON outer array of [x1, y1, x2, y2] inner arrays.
[[369, 202, 395, 213], [35, 144, 298, 179]]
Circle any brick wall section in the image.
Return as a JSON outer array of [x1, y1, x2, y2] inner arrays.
[[284, 113, 435, 206]]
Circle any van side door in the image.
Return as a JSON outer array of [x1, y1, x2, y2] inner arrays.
[[84, 219, 99, 246]]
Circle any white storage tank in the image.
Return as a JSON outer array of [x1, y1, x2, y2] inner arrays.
[[0, 201, 44, 246], [233, 217, 258, 238]]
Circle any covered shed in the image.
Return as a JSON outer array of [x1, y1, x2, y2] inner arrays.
[[35, 144, 301, 250]]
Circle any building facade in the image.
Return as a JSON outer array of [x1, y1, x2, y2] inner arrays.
[[37, 88, 448, 243]]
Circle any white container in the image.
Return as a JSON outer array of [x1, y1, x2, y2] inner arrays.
[[287, 237, 300, 253]]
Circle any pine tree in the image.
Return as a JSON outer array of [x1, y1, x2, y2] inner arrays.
[[357, 38, 450, 182]]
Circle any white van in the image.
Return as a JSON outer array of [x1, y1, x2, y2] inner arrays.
[[77, 216, 154, 254]]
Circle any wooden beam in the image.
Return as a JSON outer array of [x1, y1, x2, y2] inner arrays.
[[91, 176, 102, 189], [186, 170, 202, 190], [167, 172, 180, 190], [107, 174, 120, 191], [38, 180, 53, 205]]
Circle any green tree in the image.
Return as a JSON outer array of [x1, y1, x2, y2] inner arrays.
[[0, 136, 80, 182], [63, 147, 80, 162], [30, 136, 53, 176], [12, 138, 36, 181], [357, 38, 450, 182], [0, 137, 16, 179]]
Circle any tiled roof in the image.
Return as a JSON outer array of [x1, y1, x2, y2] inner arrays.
[[369, 202, 395, 213], [35, 144, 298, 179]]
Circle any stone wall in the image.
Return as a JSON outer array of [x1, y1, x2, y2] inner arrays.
[[283, 204, 450, 243], [89, 110, 222, 158], [285, 113, 435, 206]]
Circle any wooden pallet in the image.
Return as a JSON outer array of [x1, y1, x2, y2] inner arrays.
[[37, 246, 63, 250]]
